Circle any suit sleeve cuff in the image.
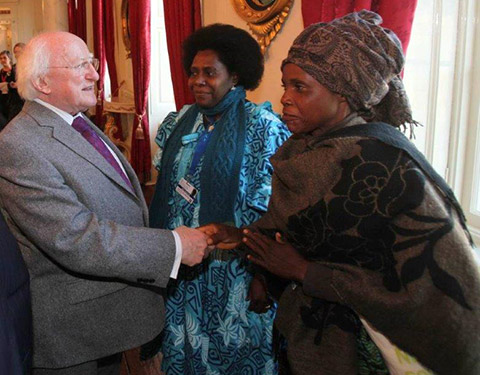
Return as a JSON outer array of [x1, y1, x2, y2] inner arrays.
[[302, 263, 340, 303], [170, 231, 182, 279]]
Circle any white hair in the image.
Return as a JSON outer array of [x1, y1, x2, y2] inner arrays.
[[17, 35, 53, 101]]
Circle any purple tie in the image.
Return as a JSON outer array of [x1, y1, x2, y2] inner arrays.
[[72, 116, 133, 190]]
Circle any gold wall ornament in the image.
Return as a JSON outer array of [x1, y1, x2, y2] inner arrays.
[[103, 96, 135, 162], [231, 0, 294, 54], [121, 0, 131, 59]]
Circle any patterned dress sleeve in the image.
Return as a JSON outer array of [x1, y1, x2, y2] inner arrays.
[[152, 106, 191, 171], [238, 102, 290, 225]]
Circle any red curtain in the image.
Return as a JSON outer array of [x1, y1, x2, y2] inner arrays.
[[104, 0, 123, 140], [104, 0, 119, 100], [301, 0, 418, 55], [129, 0, 152, 183], [91, 0, 123, 139], [67, 0, 87, 42], [163, 0, 202, 110], [92, 1, 105, 129]]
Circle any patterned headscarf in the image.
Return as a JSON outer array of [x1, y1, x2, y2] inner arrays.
[[282, 10, 417, 131]]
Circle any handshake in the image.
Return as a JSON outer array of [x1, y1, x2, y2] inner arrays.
[[176, 224, 307, 283], [174, 224, 243, 266]]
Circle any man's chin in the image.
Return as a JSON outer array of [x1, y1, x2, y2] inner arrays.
[[82, 99, 98, 112]]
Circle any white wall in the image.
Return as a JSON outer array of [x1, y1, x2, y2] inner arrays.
[[0, 0, 36, 49]]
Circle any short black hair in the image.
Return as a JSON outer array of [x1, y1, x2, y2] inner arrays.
[[182, 24, 264, 90]]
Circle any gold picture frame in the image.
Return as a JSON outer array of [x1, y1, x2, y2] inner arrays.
[[121, 0, 131, 59], [231, 0, 294, 53]]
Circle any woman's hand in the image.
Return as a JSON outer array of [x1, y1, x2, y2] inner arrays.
[[243, 230, 309, 282], [197, 223, 243, 250], [247, 273, 273, 314]]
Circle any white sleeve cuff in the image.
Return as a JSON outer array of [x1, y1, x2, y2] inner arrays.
[[170, 230, 183, 279]]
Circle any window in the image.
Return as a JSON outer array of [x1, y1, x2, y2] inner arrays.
[[461, 4, 480, 241], [403, 0, 480, 244], [149, 0, 176, 176]]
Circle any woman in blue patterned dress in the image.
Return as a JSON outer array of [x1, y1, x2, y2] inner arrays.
[[148, 24, 290, 375]]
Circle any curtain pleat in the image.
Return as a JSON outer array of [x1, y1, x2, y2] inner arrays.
[[129, 0, 152, 183], [163, 0, 201, 110], [301, 0, 418, 55], [67, 0, 87, 42], [92, 1, 105, 129], [104, 0, 123, 140]]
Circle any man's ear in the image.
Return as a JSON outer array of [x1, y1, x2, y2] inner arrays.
[[32, 76, 51, 95]]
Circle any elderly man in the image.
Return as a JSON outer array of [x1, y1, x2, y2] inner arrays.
[[0, 31, 210, 374]]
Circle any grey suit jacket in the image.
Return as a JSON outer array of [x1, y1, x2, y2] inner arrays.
[[0, 101, 176, 368]]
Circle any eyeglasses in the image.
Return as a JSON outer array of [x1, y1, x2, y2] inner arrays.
[[48, 57, 100, 73]]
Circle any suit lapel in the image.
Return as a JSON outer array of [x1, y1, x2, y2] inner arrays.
[[83, 116, 150, 219], [100, 134, 150, 223], [24, 102, 141, 202]]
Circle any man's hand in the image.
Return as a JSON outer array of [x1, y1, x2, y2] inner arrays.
[[174, 226, 209, 266], [243, 230, 309, 282], [197, 223, 243, 250]]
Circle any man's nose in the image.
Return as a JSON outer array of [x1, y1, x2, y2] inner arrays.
[[85, 65, 99, 81]]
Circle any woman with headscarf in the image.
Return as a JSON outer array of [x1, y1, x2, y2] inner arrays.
[[147, 24, 290, 375], [201, 11, 480, 375]]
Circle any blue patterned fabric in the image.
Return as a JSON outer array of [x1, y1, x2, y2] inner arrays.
[[151, 101, 290, 375], [151, 87, 247, 229]]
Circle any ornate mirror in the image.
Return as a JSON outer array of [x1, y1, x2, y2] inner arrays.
[[121, 0, 131, 58], [231, 0, 294, 53]]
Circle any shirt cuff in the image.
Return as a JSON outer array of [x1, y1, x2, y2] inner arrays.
[[170, 230, 183, 279]]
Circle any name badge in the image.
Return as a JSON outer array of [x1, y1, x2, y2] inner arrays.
[[175, 177, 197, 204]]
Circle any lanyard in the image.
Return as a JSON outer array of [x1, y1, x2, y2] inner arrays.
[[187, 126, 214, 177]]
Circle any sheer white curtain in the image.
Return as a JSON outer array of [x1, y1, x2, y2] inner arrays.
[[148, 0, 175, 182], [404, 0, 480, 243]]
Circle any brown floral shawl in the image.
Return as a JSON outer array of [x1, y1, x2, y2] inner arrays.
[[254, 121, 480, 375]]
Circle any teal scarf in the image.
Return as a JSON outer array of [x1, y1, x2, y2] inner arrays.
[[150, 86, 247, 229]]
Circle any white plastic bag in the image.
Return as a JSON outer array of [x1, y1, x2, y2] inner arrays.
[[361, 319, 435, 375]]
